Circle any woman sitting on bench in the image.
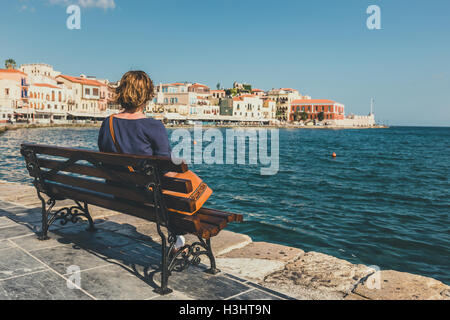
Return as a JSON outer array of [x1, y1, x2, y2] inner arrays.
[[97, 70, 186, 251]]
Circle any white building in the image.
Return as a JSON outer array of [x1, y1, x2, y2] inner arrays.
[[232, 95, 264, 121], [56, 74, 103, 118], [28, 83, 71, 123], [0, 79, 21, 123], [262, 99, 276, 120]]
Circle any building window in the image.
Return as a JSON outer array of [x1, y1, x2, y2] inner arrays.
[[5, 88, 9, 96], [85, 88, 90, 96], [93, 88, 99, 96]]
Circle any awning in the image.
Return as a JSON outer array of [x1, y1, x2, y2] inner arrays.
[[14, 109, 36, 115], [35, 110, 67, 116]]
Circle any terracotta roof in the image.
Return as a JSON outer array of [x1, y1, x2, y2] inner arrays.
[[291, 99, 336, 105], [58, 75, 103, 86], [252, 89, 264, 92], [190, 83, 209, 88], [32, 83, 61, 89], [280, 88, 296, 92], [171, 83, 185, 86], [0, 68, 27, 76]]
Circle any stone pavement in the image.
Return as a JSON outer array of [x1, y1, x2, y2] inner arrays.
[[1, 181, 449, 300], [0, 197, 293, 300]]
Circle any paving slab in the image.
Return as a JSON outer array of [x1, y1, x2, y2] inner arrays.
[[352, 270, 450, 300], [0, 194, 41, 206], [30, 245, 112, 275], [122, 222, 161, 241], [56, 226, 137, 251], [262, 251, 375, 300], [101, 213, 151, 226], [10, 232, 72, 252], [79, 264, 160, 300], [106, 242, 162, 268], [87, 205, 119, 219], [0, 216, 17, 228], [148, 291, 193, 300], [0, 240, 16, 251], [0, 270, 92, 300], [228, 288, 283, 300], [0, 247, 48, 280], [153, 267, 253, 300], [0, 223, 35, 240], [0, 201, 21, 210]]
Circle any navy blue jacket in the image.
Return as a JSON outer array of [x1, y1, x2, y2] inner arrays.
[[98, 117, 171, 157]]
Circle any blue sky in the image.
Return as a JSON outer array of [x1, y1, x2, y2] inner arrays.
[[1, 0, 449, 126]]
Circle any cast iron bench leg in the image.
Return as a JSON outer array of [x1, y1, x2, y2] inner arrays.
[[204, 238, 220, 275], [38, 195, 50, 241], [154, 232, 173, 295], [83, 202, 97, 232]]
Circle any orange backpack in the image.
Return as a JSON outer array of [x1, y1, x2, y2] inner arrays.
[[108, 115, 212, 215]]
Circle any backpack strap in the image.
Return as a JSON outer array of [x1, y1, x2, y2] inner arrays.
[[109, 115, 135, 172]]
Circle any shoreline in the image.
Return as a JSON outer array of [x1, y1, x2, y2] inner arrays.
[[0, 179, 448, 300], [0, 122, 388, 136]]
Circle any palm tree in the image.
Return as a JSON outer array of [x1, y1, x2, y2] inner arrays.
[[5, 59, 16, 69]]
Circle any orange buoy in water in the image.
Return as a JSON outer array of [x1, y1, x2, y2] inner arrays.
[[332, 152, 337, 158], [193, 140, 197, 145]]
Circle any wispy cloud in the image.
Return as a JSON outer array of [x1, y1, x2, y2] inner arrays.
[[18, 0, 37, 12], [48, 0, 116, 10]]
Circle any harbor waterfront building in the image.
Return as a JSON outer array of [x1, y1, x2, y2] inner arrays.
[[231, 95, 264, 121], [267, 88, 311, 121], [0, 62, 376, 126], [0, 68, 30, 122], [289, 99, 345, 122]]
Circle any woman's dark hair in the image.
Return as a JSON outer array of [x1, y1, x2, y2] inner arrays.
[[115, 71, 154, 112]]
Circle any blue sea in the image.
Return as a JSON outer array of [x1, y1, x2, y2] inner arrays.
[[0, 126, 449, 284]]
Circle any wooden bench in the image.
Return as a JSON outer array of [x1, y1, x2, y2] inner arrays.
[[20, 143, 243, 295]]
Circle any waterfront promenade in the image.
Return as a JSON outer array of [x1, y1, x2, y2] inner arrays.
[[0, 122, 387, 137], [0, 180, 448, 300]]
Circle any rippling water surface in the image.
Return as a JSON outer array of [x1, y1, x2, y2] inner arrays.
[[1, 126, 449, 284]]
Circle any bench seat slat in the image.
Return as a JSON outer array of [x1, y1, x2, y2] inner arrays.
[[198, 207, 243, 223], [196, 212, 228, 230]]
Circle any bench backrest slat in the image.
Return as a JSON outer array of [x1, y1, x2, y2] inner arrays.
[[43, 172, 194, 213], [24, 144, 188, 173], [21, 143, 197, 214], [38, 158, 193, 194]]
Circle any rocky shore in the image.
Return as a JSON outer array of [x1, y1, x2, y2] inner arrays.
[[0, 180, 447, 300]]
